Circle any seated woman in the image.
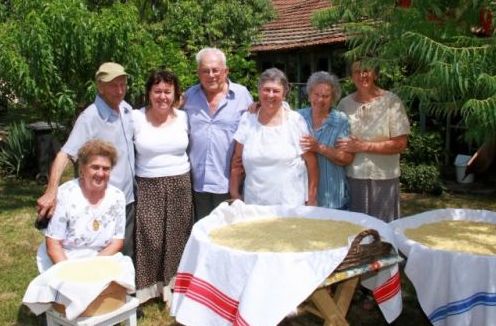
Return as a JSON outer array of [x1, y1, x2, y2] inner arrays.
[[36, 139, 126, 272], [229, 68, 318, 206]]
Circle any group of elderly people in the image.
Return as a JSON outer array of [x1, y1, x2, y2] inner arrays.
[[34, 47, 410, 309]]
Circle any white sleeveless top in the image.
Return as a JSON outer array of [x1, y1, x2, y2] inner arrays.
[[132, 107, 190, 178]]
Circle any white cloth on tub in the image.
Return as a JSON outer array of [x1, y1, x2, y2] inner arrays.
[[22, 253, 135, 320], [171, 200, 402, 326], [390, 208, 496, 326]]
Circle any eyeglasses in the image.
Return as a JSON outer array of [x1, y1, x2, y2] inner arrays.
[[199, 68, 225, 76]]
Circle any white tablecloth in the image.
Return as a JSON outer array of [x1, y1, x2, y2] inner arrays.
[[171, 201, 402, 326], [390, 208, 496, 326], [23, 253, 135, 320]]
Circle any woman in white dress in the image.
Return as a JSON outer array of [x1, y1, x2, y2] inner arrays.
[[36, 139, 125, 272], [229, 68, 318, 206]]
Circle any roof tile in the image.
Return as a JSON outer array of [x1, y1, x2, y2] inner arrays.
[[252, 0, 345, 52]]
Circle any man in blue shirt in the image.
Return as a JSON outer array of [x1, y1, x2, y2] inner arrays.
[[36, 62, 136, 258], [184, 48, 253, 221]]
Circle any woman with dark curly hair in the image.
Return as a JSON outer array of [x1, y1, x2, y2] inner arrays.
[[132, 70, 193, 305]]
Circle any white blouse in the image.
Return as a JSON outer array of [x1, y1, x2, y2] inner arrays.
[[37, 179, 126, 272]]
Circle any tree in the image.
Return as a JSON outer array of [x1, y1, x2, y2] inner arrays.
[[0, 0, 181, 129], [154, 0, 275, 90], [0, 0, 274, 128], [313, 0, 496, 144]]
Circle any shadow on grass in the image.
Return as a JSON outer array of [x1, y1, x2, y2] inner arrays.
[[0, 178, 44, 211], [401, 191, 496, 217], [16, 304, 39, 326]]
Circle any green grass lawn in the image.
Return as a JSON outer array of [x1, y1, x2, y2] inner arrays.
[[0, 178, 45, 325], [1, 176, 495, 325]]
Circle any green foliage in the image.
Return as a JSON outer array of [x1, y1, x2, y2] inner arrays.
[[154, 0, 274, 92], [402, 124, 443, 165], [0, 0, 169, 130], [399, 124, 444, 194], [400, 163, 443, 195], [313, 0, 496, 144], [83, 0, 274, 91], [0, 0, 273, 126], [0, 122, 36, 178]]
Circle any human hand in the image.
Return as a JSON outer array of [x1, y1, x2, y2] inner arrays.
[[335, 135, 363, 153], [178, 94, 187, 108], [36, 191, 57, 219], [247, 102, 261, 113], [230, 192, 242, 201], [306, 197, 317, 206], [300, 135, 319, 152]]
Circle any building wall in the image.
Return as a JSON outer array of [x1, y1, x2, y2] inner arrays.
[[252, 44, 346, 108]]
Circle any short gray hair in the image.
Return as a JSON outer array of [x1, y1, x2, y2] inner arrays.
[[195, 47, 227, 67], [78, 139, 117, 169], [306, 71, 342, 105], [258, 68, 289, 97]]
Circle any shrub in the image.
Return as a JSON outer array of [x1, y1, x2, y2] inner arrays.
[[400, 124, 444, 194], [0, 121, 36, 178], [402, 124, 443, 165], [400, 163, 443, 195]]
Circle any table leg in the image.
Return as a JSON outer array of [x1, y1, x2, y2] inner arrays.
[[334, 277, 360, 314], [311, 287, 349, 326]]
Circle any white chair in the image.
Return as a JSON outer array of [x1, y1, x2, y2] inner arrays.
[[46, 296, 139, 326]]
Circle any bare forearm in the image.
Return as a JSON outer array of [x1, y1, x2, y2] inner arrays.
[[229, 169, 243, 199], [336, 135, 408, 155], [46, 238, 67, 264], [229, 143, 244, 199], [301, 135, 353, 166], [303, 151, 318, 205], [316, 144, 354, 166], [359, 136, 408, 155], [46, 152, 70, 193], [36, 152, 70, 217], [98, 239, 123, 256]]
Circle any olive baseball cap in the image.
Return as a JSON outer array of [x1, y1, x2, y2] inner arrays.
[[95, 62, 128, 82]]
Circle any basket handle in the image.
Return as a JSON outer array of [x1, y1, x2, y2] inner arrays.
[[349, 229, 380, 248]]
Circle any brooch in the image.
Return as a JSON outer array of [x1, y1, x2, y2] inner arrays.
[[92, 219, 100, 231]]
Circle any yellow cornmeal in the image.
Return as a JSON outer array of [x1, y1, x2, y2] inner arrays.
[[56, 258, 122, 283], [209, 217, 364, 252], [405, 220, 496, 256]]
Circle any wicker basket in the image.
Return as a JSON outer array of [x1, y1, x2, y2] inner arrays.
[[335, 229, 394, 272]]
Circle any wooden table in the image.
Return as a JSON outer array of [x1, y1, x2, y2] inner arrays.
[[299, 254, 403, 326]]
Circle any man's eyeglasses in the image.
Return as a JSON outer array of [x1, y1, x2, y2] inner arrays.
[[199, 68, 224, 76]]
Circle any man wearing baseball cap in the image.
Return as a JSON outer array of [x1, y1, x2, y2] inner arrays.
[[36, 62, 136, 259]]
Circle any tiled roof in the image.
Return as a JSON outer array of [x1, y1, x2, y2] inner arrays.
[[251, 0, 346, 52]]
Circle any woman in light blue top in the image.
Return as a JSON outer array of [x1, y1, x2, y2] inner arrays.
[[299, 71, 354, 209]]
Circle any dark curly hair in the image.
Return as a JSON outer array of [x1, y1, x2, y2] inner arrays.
[[145, 70, 181, 107]]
